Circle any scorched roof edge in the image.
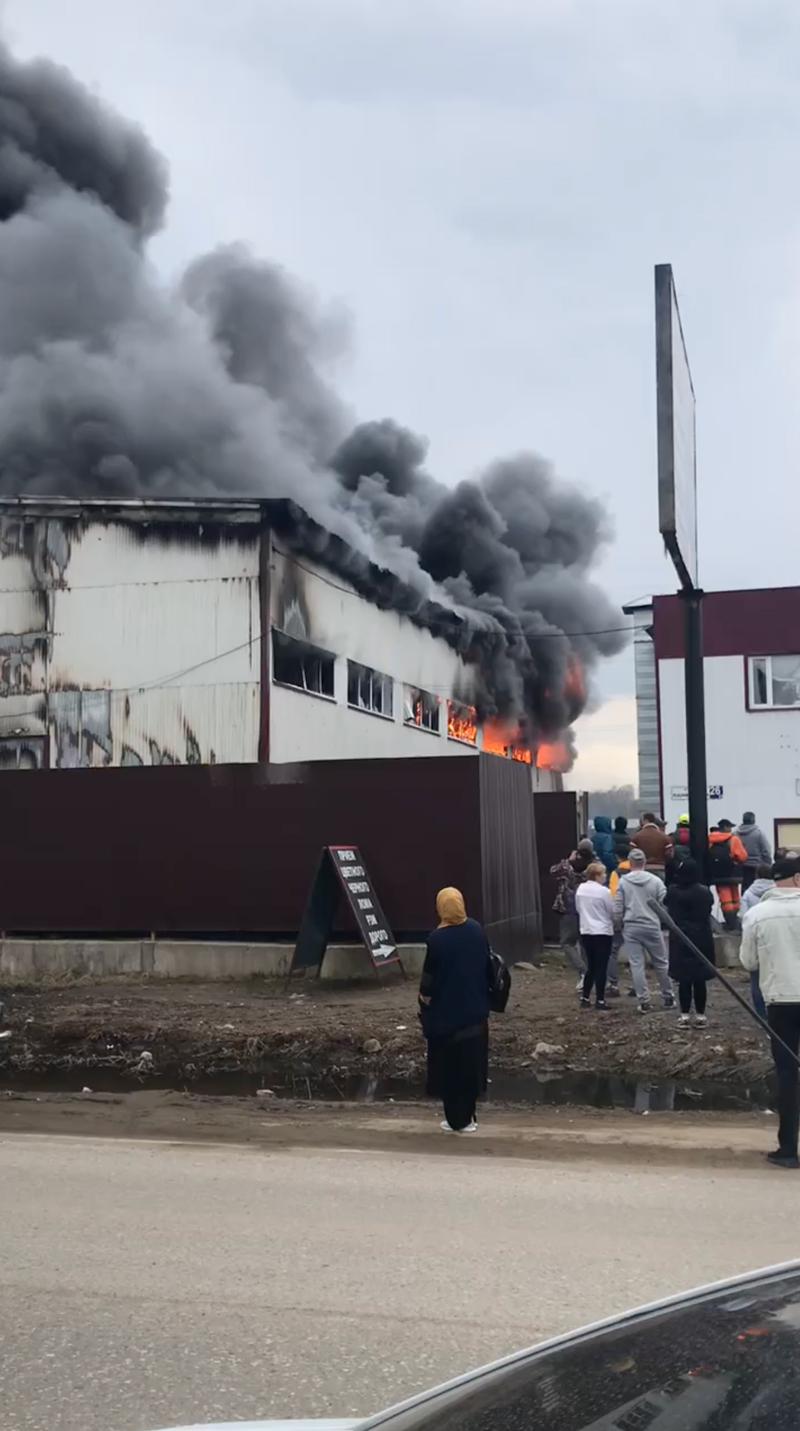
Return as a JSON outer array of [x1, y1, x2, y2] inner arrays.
[[0, 495, 466, 641]]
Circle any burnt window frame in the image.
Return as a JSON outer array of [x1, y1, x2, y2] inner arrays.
[[347, 660, 394, 720], [403, 684, 441, 734], [0, 734, 46, 770], [271, 629, 336, 700]]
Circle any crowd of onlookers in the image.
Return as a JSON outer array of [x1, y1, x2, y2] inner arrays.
[[551, 812, 800, 1170], [551, 809, 776, 1009], [418, 820, 800, 1166]]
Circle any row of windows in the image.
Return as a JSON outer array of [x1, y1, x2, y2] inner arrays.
[[271, 630, 476, 740], [749, 655, 800, 710]]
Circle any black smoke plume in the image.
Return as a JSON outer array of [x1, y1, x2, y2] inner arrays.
[[0, 40, 629, 759]]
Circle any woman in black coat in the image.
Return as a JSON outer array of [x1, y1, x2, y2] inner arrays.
[[418, 887, 492, 1134], [665, 859, 715, 1027]]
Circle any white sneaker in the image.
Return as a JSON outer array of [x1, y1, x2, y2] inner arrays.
[[441, 1119, 478, 1134], [694, 1014, 708, 1028], [678, 1013, 691, 1027]]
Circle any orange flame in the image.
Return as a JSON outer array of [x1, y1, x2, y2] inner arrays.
[[447, 701, 477, 745], [481, 717, 516, 756], [477, 721, 509, 755], [536, 740, 570, 771], [481, 717, 533, 763]]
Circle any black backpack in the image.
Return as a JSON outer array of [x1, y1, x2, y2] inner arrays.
[[488, 949, 511, 1013], [706, 837, 736, 882]]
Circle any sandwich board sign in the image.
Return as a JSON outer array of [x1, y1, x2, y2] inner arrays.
[[290, 846, 402, 978]]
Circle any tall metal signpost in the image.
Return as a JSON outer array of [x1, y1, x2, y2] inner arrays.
[[655, 264, 707, 863]]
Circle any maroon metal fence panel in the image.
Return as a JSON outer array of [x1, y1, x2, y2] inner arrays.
[[479, 755, 541, 961], [0, 758, 487, 939]]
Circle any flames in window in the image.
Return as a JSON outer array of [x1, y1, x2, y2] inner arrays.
[[403, 685, 440, 732], [447, 700, 477, 744], [536, 740, 570, 772], [481, 717, 532, 763], [481, 718, 511, 757]]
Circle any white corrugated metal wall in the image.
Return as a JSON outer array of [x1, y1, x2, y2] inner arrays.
[[0, 515, 262, 767], [0, 506, 551, 783]]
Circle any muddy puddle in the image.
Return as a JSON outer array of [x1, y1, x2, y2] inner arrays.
[[0, 1065, 773, 1114]]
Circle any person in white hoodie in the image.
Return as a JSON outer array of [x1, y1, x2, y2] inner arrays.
[[741, 852, 800, 1170], [575, 862, 615, 1010], [612, 848, 675, 1014]]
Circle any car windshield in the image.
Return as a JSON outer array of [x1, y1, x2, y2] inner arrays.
[[368, 1267, 800, 1431]]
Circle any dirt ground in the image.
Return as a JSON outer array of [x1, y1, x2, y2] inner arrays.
[[0, 958, 772, 1088], [0, 1089, 780, 1170]]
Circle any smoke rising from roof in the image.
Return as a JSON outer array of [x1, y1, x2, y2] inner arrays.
[[0, 38, 629, 756]]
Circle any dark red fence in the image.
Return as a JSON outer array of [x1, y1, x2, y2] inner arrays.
[[0, 755, 542, 960]]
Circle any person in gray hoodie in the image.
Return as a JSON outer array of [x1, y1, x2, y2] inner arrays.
[[612, 848, 675, 1014], [736, 813, 772, 891]]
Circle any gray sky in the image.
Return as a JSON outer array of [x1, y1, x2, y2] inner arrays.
[[5, 0, 798, 784]]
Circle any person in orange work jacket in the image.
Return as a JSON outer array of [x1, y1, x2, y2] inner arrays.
[[707, 820, 748, 931]]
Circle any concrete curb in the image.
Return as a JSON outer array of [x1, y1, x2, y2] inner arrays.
[[0, 939, 426, 984]]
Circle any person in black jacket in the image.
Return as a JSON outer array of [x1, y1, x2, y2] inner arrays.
[[613, 815, 631, 862], [419, 887, 492, 1134], [665, 859, 715, 1027]]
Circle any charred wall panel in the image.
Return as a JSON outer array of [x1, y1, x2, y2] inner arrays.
[[0, 758, 486, 938], [479, 755, 541, 962], [0, 513, 263, 770], [533, 790, 579, 943]]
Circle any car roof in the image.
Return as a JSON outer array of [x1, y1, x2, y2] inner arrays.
[[356, 1259, 800, 1431], [158, 1262, 800, 1431]]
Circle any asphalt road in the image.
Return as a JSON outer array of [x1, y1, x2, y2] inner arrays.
[[2, 1134, 799, 1431]]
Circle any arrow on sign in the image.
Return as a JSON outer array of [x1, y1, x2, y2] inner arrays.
[[372, 945, 397, 960]]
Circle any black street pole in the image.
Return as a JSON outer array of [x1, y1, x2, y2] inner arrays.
[[680, 586, 708, 865]]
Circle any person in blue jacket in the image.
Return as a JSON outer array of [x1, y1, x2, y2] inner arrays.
[[591, 816, 619, 878]]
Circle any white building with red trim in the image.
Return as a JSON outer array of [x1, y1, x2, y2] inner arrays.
[[626, 589, 800, 853]]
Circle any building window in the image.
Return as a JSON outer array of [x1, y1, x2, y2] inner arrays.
[[0, 736, 45, 770], [447, 700, 478, 745], [347, 661, 393, 718], [749, 655, 800, 709], [403, 685, 440, 733], [776, 820, 800, 854], [272, 630, 335, 698]]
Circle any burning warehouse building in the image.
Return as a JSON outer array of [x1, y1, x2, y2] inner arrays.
[[0, 495, 573, 780], [0, 40, 628, 946], [0, 39, 628, 781]]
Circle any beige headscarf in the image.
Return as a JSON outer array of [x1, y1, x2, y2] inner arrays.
[[436, 887, 467, 927]]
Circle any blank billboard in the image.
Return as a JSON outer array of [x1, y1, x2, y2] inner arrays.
[[655, 264, 697, 590]]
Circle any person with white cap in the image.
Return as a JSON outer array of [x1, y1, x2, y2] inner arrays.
[[612, 848, 675, 1014]]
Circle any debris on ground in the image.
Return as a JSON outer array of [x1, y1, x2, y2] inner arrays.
[[0, 962, 772, 1087]]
